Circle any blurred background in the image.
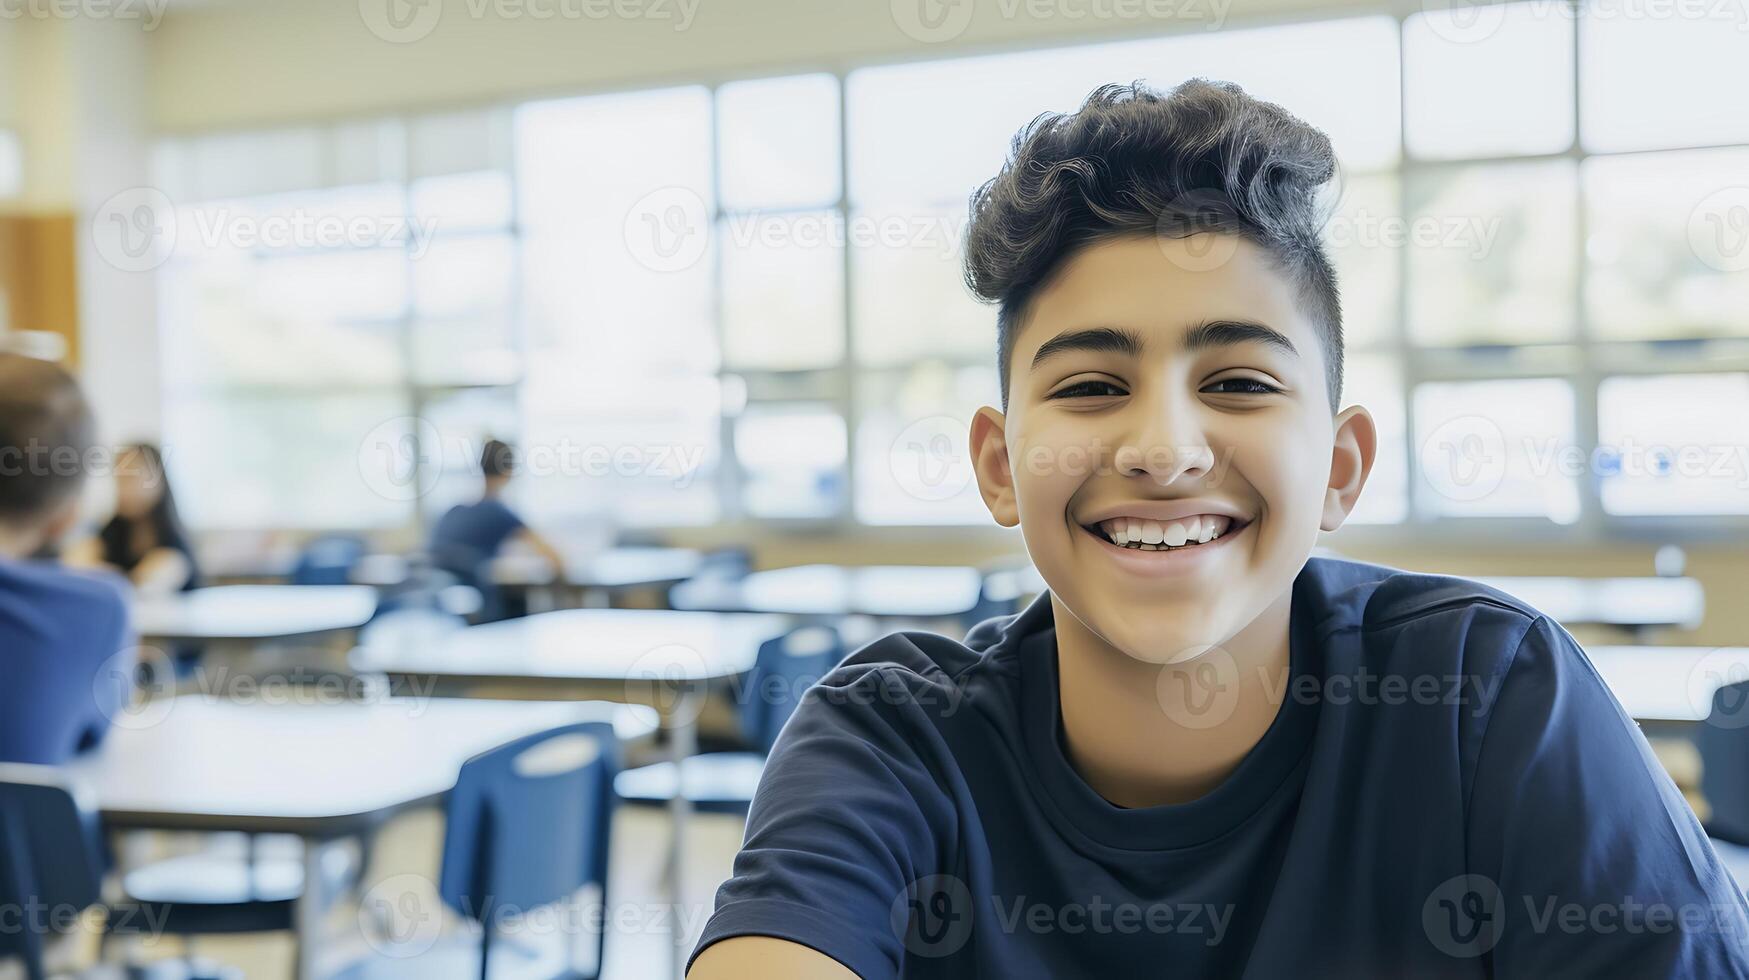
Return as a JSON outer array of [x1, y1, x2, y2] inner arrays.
[[1, 0, 1747, 977]]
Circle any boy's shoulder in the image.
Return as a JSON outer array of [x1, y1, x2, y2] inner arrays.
[[1304, 554, 1562, 678], [0, 557, 130, 630]]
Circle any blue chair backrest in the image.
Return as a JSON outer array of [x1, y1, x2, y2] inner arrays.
[[738, 626, 844, 753], [960, 570, 1025, 634], [292, 535, 367, 586], [438, 722, 620, 937], [1700, 680, 1749, 843], [0, 765, 107, 973]]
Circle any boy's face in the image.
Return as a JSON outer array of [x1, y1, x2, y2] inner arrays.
[[969, 234, 1376, 663]]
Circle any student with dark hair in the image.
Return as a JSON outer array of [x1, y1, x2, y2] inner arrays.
[[0, 353, 133, 765], [428, 438, 563, 618], [689, 80, 1749, 978], [69, 443, 200, 595]]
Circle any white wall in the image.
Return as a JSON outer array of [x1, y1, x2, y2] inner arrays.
[[146, 0, 1382, 131]]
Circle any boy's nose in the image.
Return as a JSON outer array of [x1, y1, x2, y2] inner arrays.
[[1112, 399, 1216, 486]]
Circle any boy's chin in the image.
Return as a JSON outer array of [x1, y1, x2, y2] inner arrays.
[[1091, 614, 1233, 666]]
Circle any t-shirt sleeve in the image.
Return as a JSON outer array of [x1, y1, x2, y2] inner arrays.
[[78, 579, 135, 755], [689, 664, 956, 980], [1465, 615, 1749, 976]]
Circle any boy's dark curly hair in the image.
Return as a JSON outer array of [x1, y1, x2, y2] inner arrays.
[[963, 78, 1345, 413]]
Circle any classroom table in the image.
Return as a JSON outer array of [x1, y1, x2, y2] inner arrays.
[[1474, 576, 1704, 640], [668, 563, 985, 619], [490, 546, 705, 611], [350, 607, 786, 975], [132, 585, 379, 646], [65, 696, 658, 980], [1590, 645, 1749, 724]]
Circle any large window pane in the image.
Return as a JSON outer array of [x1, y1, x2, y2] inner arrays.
[[717, 74, 841, 211], [1404, 2, 1574, 160], [735, 404, 847, 518], [855, 363, 997, 525], [411, 233, 519, 386], [848, 16, 1398, 207], [1413, 378, 1580, 521], [1407, 160, 1577, 346], [1598, 373, 1749, 516], [850, 206, 991, 366], [1581, 7, 1749, 153], [1324, 174, 1400, 350], [166, 391, 410, 529], [1584, 148, 1749, 341], [721, 211, 845, 370]]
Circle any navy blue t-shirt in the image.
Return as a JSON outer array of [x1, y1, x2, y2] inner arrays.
[[0, 556, 133, 765], [693, 556, 1749, 978], [429, 498, 525, 582]]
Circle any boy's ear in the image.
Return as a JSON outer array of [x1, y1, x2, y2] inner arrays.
[[969, 405, 1020, 528], [1322, 404, 1378, 532], [41, 497, 81, 544]]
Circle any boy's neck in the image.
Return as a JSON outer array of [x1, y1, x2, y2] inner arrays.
[[1050, 588, 1294, 809], [0, 522, 45, 560]]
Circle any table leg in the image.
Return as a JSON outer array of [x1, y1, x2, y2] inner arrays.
[[295, 840, 328, 980], [666, 687, 700, 979]]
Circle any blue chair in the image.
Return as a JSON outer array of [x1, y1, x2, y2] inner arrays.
[[0, 764, 108, 980], [337, 721, 621, 980], [1699, 680, 1749, 891], [614, 626, 843, 814], [291, 535, 369, 586], [960, 569, 1026, 635]]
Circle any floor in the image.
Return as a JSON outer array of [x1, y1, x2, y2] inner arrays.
[[98, 806, 746, 980]]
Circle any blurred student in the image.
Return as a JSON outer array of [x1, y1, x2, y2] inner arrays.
[[0, 353, 133, 765], [67, 443, 200, 596], [429, 439, 562, 618]]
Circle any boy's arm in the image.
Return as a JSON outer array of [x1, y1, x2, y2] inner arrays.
[[1463, 616, 1749, 976], [688, 663, 956, 980], [690, 936, 861, 979]]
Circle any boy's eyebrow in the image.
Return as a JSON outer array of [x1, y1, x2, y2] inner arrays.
[[1029, 319, 1299, 371]]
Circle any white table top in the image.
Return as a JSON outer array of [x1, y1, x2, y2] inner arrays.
[[133, 585, 379, 644], [65, 697, 657, 836], [350, 608, 788, 686], [490, 546, 704, 590], [1590, 645, 1749, 723], [1475, 576, 1704, 630], [669, 564, 985, 618]]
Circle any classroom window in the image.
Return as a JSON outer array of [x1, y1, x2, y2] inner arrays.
[[151, 13, 1749, 537], [1597, 374, 1749, 517]]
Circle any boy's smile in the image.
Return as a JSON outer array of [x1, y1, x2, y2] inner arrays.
[[970, 233, 1376, 665]]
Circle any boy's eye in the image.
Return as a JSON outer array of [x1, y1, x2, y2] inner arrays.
[[1050, 380, 1128, 399], [1203, 377, 1282, 395]]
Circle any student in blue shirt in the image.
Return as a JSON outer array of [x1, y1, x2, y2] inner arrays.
[[429, 439, 562, 617], [689, 80, 1749, 978], [0, 353, 133, 766]]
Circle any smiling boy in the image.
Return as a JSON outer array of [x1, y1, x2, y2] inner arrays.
[[688, 80, 1749, 978]]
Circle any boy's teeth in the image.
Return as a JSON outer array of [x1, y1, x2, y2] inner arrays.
[[1096, 515, 1236, 549]]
